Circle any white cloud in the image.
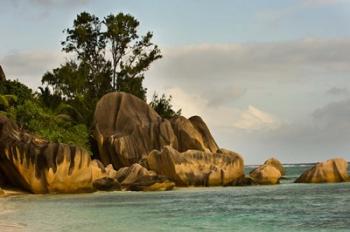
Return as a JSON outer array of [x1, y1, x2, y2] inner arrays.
[[233, 105, 280, 131], [0, 50, 65, 89]]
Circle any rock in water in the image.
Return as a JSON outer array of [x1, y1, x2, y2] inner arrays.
[[248, 158, 284, 185], [295, 158, 349, 183], [116, 164, 175, 191], [0, 65, 5, 81], [0, 116, 117, 194], [249, 165, 282, 185], [264, 157, 285, 176], [144, 146, 244, 186]]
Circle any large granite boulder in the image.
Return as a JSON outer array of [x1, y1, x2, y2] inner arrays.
[[93, 92, 221, 169], [93, 92, 244, 187], [170, 116, 218, 153], [0, 116, 117, 194], [93, 92, 178, 169], [144, 146, 244, 186], [249, 164, 282, 185], [247, 158, 284, 185], [264, 158, 285, 176], [116, 164, 175, 191], [295, 158, 349, 183], [0, 65, 5, 81]]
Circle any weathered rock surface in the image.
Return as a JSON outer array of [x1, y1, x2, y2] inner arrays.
[[249, 164, 282, 185], [264, 158, 285, 176], [0, 65, 5, 81], [295, 158, 349, 183], [93, 177, 121, 191], [170, 116, 218, 153], [247, 158, 284, 185], [93, 92, 178, 169], [93, 92, 244, 187], [0, 116, 117, 194], [116, 164, 175, 191], [144, 146, 244, 186], [93, 92, 221, 169]]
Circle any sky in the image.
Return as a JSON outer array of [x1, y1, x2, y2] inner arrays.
[[1, 0, 350, 164]]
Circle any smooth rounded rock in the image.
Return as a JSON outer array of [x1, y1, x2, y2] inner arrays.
[[0, 116, 117, 194], [116, 163, 175, 191], [249, 165, 282, 185], [145, 146, 244, 186], [264, 158, 285, 176], [295, 158, 349, 183]]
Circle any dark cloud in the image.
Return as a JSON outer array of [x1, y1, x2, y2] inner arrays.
[[326, 87, 349, 96], [312, 99, 350, 127]]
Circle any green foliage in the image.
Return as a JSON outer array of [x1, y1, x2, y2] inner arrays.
[[149, 93, 181, 119], [37, 86, 62, 110], [104, 13, 162, 100], [41, 11, 162, 115], [0, 11, 180, 154], [0, 80, 33, 104], [0, 94, 17, 110], [0, 79, 90, 150], [15, 100, 90, 150]]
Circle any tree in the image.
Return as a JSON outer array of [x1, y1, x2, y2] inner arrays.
[[149, 93, 181, 119], [60, 12, 112, 100], [104, 13, 162, 100], [0, 79, 33, 104]]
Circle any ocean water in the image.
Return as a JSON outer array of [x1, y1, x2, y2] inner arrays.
[[1, 164, 350, 232]]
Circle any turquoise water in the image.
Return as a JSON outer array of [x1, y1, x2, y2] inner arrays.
[[1, 164, 350, 232]]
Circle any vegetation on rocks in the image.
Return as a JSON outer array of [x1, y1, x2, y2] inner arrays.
[[0, 11, 179, 152]]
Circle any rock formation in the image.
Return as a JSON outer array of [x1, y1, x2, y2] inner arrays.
[[0, 65, 5, 81], [264, 158, 285, 176], [116, 164, 175, 191], [248, 158, 284, 185], [93, 92, 178, 169], [93, 92, 244, 186], [144, 146, 244, 186], [295, 158, 349, 183], [0, 116, 118, 194]]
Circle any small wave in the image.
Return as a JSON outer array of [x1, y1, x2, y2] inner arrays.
[[0, 223, 26, 232]]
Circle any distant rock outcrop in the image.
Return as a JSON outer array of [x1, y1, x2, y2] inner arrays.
[[93, 92, 244, 186], [0, 65, 5, 81], [0, 116, 118, 194], [248, 158, 284, 185], [295, 158, 349, 183]]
